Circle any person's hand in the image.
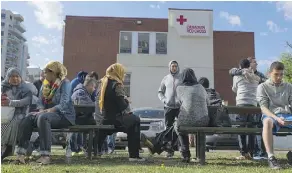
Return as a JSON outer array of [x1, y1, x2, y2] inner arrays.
[[1, 96, 10, 106], [276, 117, 285, 126], [125, 97, 131, 103]]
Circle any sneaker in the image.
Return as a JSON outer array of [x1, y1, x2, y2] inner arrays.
[[287, 151, 292, 166], [129, 157, 146, 162], [236, 153, 252, 160], [268, 156, 282, 170], [253, 155, 263, 160]]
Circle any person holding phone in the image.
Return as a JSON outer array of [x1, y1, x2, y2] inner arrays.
[[1, 68, 32, 161], [257, 61, 292, 169]]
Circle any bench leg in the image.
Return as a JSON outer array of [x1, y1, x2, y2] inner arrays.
[[93, 129, 99, 156], [87, 130, 94, 160], [198, 132, 206, 165], [196, 133, 199, 159]]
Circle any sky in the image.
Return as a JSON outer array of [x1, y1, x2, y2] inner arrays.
[[1, 1, 292, 73]]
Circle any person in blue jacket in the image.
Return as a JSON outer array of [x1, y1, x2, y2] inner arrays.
[[71, 71, 88, 93]]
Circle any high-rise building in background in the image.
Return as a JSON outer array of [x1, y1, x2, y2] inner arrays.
[[26, 67, 42, 83], [1, 9, 30, 79]]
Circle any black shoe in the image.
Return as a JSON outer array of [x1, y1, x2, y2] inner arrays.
[[182, 157, 190, 163], [268, 156, 282, 169], [287, 151, 292, 166]]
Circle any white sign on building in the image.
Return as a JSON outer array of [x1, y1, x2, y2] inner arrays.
[[169, 9, 211, 37]]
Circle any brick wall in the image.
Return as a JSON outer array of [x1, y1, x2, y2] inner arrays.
[[63, 16, 255, 105]]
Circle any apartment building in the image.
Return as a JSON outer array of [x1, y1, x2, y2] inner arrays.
[[1, 9, 30, 79]]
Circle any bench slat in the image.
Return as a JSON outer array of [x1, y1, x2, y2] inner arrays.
[[178, 126, 292, 134], [68, 125, 114, 129]]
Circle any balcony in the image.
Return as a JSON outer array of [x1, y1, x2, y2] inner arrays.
[[9, 27, 26, 41], [6, 52, 19, 60], [14, 14, 24, 22], [7, 44, 19, 53], [26, 59, 29, 66], [27, 54, 30, 59], [8, 35, 20, 44], [14, 21, 26, 33]]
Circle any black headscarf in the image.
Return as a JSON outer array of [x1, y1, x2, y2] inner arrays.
[[180, 68, 198, 86]]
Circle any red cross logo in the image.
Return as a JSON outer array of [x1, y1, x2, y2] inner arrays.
[[176, 15, 187, 25]]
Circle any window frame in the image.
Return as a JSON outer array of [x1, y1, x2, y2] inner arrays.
[[155, 32, 168, 55], [137, 32, 150, 54], [119, 31, 132, 54]]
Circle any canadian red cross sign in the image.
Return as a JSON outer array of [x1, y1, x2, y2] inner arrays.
[[176, 15, 187, 25], [170, 10, 211, 37]]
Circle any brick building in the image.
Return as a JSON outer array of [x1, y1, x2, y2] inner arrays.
[[63, 9, 255, 106]]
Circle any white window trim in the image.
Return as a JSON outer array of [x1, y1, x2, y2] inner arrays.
[[119, 31, 168, 55], [119, 31, 133, 54]]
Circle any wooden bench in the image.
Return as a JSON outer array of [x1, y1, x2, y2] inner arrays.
[[32, 105, 115, 160], [178, 106, 292, 165]]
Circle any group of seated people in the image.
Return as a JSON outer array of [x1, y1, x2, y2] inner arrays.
[[1, 59, 292, 169]]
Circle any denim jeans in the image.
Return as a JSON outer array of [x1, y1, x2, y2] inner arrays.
[[236, 104, 256, 156], [17, 112, 71, 156], [107, 133, 116, 151]]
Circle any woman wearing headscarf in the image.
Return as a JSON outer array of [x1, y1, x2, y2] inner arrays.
[[1, 68, 32, 161], [96, 63, 145, 162], [143, 68, 209, 162], [15, 61, 75, 165]]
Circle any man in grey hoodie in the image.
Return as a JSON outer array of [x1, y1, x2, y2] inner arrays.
[[158, 60, 181, 158], [257, 61, 292, 169]]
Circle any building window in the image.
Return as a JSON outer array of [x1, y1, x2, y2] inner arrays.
[[156, 33, 167, 54], [119, 32, 132, 53], [10, 15, 12, 20], [1, 31, 4, 36], [138, 33, 149, 54], [124, 73, 131, 97], [1, 13, 5, 19], [1, 39, 3, 45], [1, 22, 4, 27]]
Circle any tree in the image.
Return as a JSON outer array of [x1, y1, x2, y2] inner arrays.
[[279, 52, 292, 83], [287, 41, 292, 49]]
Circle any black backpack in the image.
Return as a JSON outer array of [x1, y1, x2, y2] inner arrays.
[[208, 106, 232, 127]]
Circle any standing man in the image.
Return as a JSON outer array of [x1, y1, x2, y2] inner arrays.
[[229, 56, 268, 159], [232, 58, 260, 160], [257, 61, 292, 169], [158, 60, 181, 158]]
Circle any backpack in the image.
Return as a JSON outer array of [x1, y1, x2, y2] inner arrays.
[[208, 106, 232, 127]]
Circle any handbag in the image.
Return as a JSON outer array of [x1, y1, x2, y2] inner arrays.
[[1, 106, 16, 124]]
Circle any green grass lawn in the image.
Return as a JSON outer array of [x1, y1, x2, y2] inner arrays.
[[1, 147, 292, 173]]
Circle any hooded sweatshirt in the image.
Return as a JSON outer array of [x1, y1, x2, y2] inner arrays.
[[71, 83, 94, 105], [257, 79, 292, 114], [158, 60, 181, 109], [70, 71, 88, 93]]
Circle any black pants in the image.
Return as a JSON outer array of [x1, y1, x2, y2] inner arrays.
[[17, 112, 71, 156], [97, 114, 141, 158], [237, 104, 256, 156], [164, 107, 180, 128], [151, 125, 190, 158]]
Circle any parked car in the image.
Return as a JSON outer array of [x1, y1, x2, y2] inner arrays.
[[115, 107, 165, 149]]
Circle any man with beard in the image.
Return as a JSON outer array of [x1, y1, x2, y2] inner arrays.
[[158, 60, 181, 158]]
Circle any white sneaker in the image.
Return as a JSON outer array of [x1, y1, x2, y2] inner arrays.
[[129, 157, 146, 162]]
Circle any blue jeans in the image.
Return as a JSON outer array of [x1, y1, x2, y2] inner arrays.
[[107, 133, 116, 150], [70, 133, 83, 153], [262, 114, 292, 133]]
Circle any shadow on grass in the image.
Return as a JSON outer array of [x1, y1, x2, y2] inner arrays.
[[3, 154, 290, 169]]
